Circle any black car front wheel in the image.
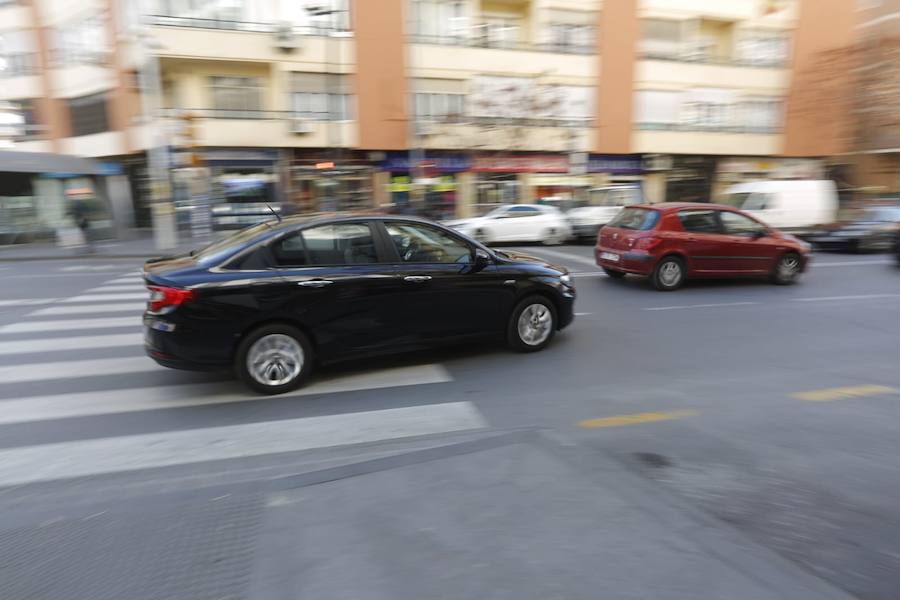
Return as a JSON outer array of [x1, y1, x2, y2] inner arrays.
[[236, 324, 314, 395], [508, 296, 557, 352]]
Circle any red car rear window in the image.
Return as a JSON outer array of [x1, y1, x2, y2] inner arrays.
[[607, 208, 660, 231]]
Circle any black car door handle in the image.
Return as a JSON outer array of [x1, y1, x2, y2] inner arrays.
[[298, 280, 334, 288], [403, 275, 432, 283]]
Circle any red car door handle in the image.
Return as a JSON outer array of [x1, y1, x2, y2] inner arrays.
[[687, 236, 697, 241]]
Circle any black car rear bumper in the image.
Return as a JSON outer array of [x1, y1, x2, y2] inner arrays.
[[144, 315, 230, 371]]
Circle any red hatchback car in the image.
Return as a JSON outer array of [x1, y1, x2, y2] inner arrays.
[[596, 203, 811, 291]]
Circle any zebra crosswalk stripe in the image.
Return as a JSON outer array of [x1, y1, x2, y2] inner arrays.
[[0, 402, 485, 488], [0, 364, 453, 424], [0, 356, 158, 384], [63, 293, 149, 303], [0, 316, 138, 334], [0, 333, 143, 356], [32, 302, 147, 316]]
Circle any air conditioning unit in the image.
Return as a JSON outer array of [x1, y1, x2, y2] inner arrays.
[[274, 23, 300, 52], [289, 118, 315, 134]]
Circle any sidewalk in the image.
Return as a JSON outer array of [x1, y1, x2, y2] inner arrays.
[[0, 231, 205, 261], [0, 429, 856, 600]]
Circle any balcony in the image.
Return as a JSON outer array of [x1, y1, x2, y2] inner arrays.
[[159, 109, 357, 148], [409, 34, 593, 56], [637, 122, 780, 135], [641, 51, 786, 69], [414, 117, 593, 152], [633, 126, 781, 156], [147, 15, 349, 36]]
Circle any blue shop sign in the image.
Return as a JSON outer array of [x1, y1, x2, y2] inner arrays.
[[587, 155, 643, 175], [380, 152, 470, 173]]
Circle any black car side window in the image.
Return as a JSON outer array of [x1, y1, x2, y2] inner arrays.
[[678, 210, 722, 234], [271, 223, 378, 267], [385, 222, 472, 264]]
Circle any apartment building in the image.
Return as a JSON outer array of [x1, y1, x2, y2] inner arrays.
[[0, 0, 858, 241]]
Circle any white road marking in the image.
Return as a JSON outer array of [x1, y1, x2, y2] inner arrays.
[[0, 402, 485, 487], [527, 248, 597, 267], [812, 259, 892, 267], [60, 265, 121, 272], [574, 312, 593, 316], [104, 276, 145, 284], [0, 333, 143, 356], [0, 364, 453, 424], [0, 356, 158, 384], [0, 317, 138, 334], [792, 293, 900, 303], [571, 272, 605, 278], [87, 285, 147, 293], [63, 293, 149, 303], [644, 302, 759, 311], [31, 302, 146, 316], [0, 299, 57, 307]]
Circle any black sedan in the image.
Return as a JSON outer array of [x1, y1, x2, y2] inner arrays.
[[808, 206, 900, 253], [143, 215, 575, 394]]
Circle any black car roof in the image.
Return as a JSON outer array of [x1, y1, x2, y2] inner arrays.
[[269, 213, 443, 231]]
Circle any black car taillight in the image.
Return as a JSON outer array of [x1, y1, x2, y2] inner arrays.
[[147, 285, 196, 314]]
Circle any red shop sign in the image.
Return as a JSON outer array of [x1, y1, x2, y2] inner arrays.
[[472, 154, 569, 173]]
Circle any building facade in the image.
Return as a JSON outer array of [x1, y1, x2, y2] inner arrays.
[[0, 0, 863, 240]]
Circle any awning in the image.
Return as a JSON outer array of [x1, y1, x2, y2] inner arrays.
[[0, 150, 106, 176]]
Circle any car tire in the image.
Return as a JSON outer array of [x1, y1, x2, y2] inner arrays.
[[771, 252, 802, 285], [603, 267, 626, 279], [651, 255, 685, 291], [236, 323, 314, 395], [507, 296, 557, 352]]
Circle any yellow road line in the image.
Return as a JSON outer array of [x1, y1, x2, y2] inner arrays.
[[791, 384, 899, 402], [577, 410, 698, 429]]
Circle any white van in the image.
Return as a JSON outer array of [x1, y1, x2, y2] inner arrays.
[[567, 185, 645, 240], [723, 180, 838, 234]]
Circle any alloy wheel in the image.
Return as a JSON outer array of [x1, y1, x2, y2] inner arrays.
[[517, 303, 553, 346], [246, 333, 304, 387]]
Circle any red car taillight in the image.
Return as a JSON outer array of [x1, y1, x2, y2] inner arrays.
[[147, 285, 195, 314], [633, 236, 661, 251]]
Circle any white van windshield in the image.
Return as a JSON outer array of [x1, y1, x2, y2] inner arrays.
[[731, 192, 771, 211]]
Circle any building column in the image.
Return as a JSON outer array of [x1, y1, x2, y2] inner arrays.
[[643, 172, 666, 203], [456, 171, 475, 218], [373, 171, 390, 209], [518, 172, 535, 203]]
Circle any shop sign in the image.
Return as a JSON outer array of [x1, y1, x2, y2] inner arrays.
[[381, 153, 470, 173], [530, 175, 594, 187], [203, 149, 280, 163], [589, 155, 645, 174], [472, 154, 569, 173], [719, 158, 823, 179], [390, 176, 412, 192]]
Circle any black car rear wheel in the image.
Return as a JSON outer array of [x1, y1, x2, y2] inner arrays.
[[508, 296, 557, 352], [236, 324, 314, 395]]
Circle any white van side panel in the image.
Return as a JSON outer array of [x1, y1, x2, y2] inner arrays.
[[727, 180, 838, 230]]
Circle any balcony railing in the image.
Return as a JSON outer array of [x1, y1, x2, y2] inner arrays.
[[638, 122, 781, 134], [641, 51, 787, 69], [147, 15, 351, 36], [415, 115, 592, 128], [0, 53, 40, 78], [409, 35, 593, 55], [159, 108, 351, 121]]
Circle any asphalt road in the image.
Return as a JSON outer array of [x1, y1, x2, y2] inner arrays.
[[1, 249, 899, 599]]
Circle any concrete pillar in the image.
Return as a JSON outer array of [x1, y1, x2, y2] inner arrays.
[[456, 171, 475, 218], [592, 173, 611, 188], [643, 173, 666, 203], [373, 171, 390, 209], [518, 172, 535, 203]]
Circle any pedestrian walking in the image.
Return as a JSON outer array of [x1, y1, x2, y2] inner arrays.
[[69, 194, 94, 254]]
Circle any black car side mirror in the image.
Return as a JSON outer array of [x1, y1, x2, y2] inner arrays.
[[472, 248, 491, 271]]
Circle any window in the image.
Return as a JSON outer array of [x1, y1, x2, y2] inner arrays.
[[736, 33, 789, 66], [9, 99, 38, 139], [385, 222, 472, 264], [210, 76, 263, 115], [678, 210, 722, 234], [68, 93, 109, 137], [52, 12, 109, 66], [149, 0, 251, 24], [608, 208, 660, 231], [740, 99, 782, 132], [636, 90, 679, 125], [641, 19, 681, 58], [547, 23, 593, 52], [738, 192, 773, 211], [413, 0, 466, 42], [720, 211, 764, 236], [415, 92, 465, 121], [475, 15, 520, 48], [502, 206, 541, 218], [291, 73, 352, 121], [0, 30, 37, 77], [271, 223, 377, 267]]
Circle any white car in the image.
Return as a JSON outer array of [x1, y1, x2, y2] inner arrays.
[[567, 186, 645, 241], [445, 204, 572, 245]]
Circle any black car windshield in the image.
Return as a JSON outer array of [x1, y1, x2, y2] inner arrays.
[[607, 208, 660, 231]]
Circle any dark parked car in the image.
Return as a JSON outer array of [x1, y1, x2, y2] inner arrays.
[[596, 203, 812, 291], [808, 206, 900, 253], [143, 215, 575, 394]]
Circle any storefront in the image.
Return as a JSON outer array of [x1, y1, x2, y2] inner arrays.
[[380, 153, 468, 219], [0, 150, 120, 244], [203, 149, 282, 230], [665, 156, 717, 203]]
